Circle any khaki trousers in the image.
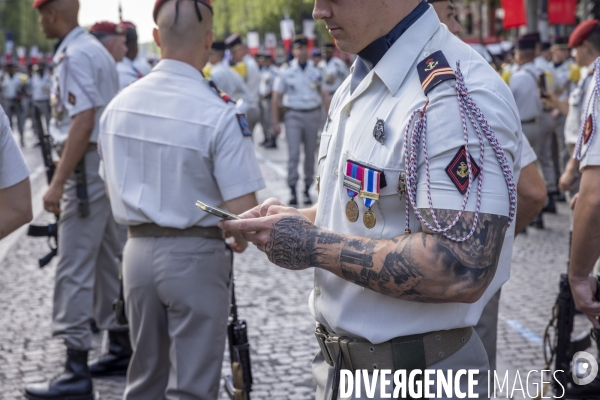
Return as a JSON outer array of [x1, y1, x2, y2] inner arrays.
[[123, 236, 232, 400], [52, 151, 123, 350], [474, 289, 501, 372], [313, 328, 489, 400], [284, 108, 321, 189]]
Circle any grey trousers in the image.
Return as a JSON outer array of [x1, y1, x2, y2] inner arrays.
[[474, 289, 501, 372], [552, 115, 569, 176], [313, 328, 490, 400], [261, 97, 275, 141], [247, 106, 261, 134], [123, 236, 232, 400], [538, 112, 558, 192], [3, 99, 24, 136], [284, 108, 321, 189], [53, 151, 123, 350], [522, 121, 548, 191]]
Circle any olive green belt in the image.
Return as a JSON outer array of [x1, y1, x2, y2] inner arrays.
[[315, 324, 472, 373], [128, 223, 224, 239], [56, 142, 97, 157]]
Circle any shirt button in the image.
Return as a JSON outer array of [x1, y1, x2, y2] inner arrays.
[[423, 51, 431, 58], [315, 287, 321, 295]]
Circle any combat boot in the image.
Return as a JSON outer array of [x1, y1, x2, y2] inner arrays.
[[24, 348, 93, 400], [88, 330, 132, 377], [289, 186, 298, 206]]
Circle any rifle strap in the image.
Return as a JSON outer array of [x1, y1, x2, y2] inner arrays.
[[227, 245, 238, 321]]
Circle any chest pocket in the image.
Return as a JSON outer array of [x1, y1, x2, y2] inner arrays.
[[318, 133, 332, 166]]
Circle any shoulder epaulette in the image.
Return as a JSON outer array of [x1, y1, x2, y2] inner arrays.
[[417, 50, 456, 95]]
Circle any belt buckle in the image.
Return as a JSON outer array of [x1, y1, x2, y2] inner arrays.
[[315, 326, 334, 366]]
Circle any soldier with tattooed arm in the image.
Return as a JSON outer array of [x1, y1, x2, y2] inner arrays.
[[222, 0, 523, 398]]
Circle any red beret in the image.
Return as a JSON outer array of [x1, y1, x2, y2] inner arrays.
[[32, 0, 55, 9], [122, 21, 136, 31], [153, 0, 212, 23], [89, 21, 125, 36], [569, 19, 600, 48]]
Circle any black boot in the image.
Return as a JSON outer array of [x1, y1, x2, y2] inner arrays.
[[289, 186, 298, 206], [88, 330, 132, 377], [25, 348, 93, 400], [303, 187, 312, 205], [542, 193, 557, 214], [264, 137, 277, 149], [530, 213, 544, 229]]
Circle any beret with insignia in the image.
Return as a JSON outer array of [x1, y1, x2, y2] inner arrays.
[[569, 19, 600, 48], [90, 21, 126, 36], [32, 0, 55, 9], [515, 36, 536, 50]]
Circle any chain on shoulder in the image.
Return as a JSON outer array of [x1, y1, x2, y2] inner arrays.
[[403, 61, 517, 242]]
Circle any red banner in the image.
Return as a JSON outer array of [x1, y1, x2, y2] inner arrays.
[[501, 0, 527, 29], [548, 0, 577, 25]]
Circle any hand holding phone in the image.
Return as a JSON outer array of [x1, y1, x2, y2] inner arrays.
[[196, 201, 241, 221]]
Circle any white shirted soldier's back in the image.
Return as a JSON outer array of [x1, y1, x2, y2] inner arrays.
[[99, 0, 265, 398], [26, 1, 130, 400], [222, 0, 522, 399]]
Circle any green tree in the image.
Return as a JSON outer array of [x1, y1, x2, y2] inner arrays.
[[0, 0, 53, 55], [212, 0, 330, 45]]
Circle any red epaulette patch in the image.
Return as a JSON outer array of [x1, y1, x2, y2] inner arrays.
[[445, 146, 481, 195]]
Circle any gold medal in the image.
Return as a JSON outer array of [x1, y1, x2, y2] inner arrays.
[[363, 209, 376, 229], [346, 199, 359, 222]]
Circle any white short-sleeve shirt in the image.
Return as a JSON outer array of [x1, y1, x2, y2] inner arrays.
[[578, 68, 600, 170], [0, 107, 29, 189], [99, 59, 265, 229], [210, 60, 250, 102], [1, 74, 22, 100], [313, 7, 522, 343], [273, 59, 324, 110], [116, 57, 146, 91], [31, 72, 51, 101], [521, 134, 537, 166], [319, 56, 350, 94], [509, 62, 543, 122], [50, 27, 119, 145]]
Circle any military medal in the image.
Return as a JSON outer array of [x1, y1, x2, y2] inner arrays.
[[343, 161, 363, 222], [360, 168, 381, 229], [373, 118, 386, 144]]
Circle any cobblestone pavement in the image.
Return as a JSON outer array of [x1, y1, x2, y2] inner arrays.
[[0, 125, 583, 399]]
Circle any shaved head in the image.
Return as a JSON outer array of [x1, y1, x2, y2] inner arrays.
[[155, 0, 213, 52], [37, 0, 79, 39]]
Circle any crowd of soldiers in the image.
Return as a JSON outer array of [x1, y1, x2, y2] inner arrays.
[[3, 0, 600, 399]]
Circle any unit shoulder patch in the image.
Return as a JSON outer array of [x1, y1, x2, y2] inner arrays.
[[584, 115, 593, 144], [68, 92, 76, 106], [417, 50, 456, 95], [445, 146, 480, 195], [237, 114, 252, 137]]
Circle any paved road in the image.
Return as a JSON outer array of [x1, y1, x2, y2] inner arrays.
[[0, 124, 584, 399]]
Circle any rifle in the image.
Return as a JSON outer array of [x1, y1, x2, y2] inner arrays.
[[27, 106, 59, 268], [224, 252, 253, 400]]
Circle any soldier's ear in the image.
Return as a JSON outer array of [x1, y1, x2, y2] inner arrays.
[[153, 28, 161, 48]]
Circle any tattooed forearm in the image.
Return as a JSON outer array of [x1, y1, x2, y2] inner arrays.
[[338, 209, 508, 302], [264, 209, 508, 303]]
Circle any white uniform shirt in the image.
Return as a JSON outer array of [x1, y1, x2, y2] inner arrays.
[[1, 74, 21, 100], [273, 59, 324, 110], [319, 56, 350, 94], [31, 72, 51, 101], [242, 54, 261, 109], [116, 57, 146, 91], [210, 60, 250, 102], [550, 61, 573, 101], [521, 134, 537, 166], [99, 60, 265, 228], [566, 65, 593, 145], [313, 8, 522, 343], [534, 55, 551, 73], [577, 67, 600, 170], [259, 65, 279, 97], [509, 62, 543, 122], [133, 56, 152, 76], [50, 27, 119, 145], [0, 107, 29, 189]]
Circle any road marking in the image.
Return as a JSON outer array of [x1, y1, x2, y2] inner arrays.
[[500, 315, 543, 344], [255, 152, 287, 179]]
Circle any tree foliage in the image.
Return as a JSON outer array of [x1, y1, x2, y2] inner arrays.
[[212, 0, 330, 44], [0, 0, 53, 53]]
